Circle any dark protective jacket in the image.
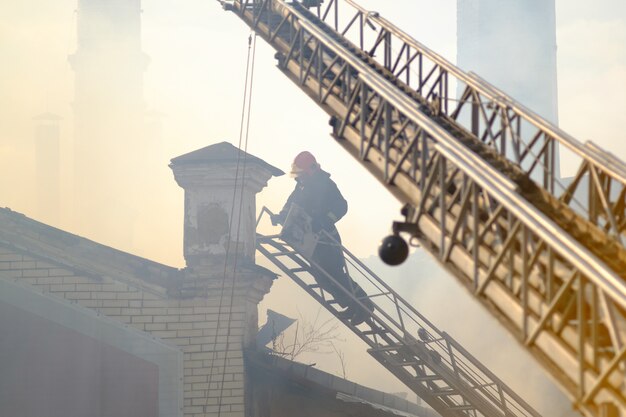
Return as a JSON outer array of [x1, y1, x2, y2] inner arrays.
[[278, 169, 348, 234]]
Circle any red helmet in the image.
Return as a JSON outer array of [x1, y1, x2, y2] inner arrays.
[[290, 151, 319, 177]]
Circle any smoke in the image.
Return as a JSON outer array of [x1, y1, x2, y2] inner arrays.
[[258, 249, 576, 416], [367, 253, 575, 416], [0, 1, 73, 216], [1, 1, 624, 415], [457, 0, 559, 125], [557, 15, 626, 177], [0, 0, 183, 264]]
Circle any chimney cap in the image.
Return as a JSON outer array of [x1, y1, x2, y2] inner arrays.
[[170, 141, 284, 177]]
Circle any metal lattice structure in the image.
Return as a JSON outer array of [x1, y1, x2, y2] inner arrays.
[[256, 208, 542, 417], [219, 1, 626, 416]]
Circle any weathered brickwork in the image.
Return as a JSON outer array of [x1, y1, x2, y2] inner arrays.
[[0, 143, 282, 417], [0, 245, 272, 417]]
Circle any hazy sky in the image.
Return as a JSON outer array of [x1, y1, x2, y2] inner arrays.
[[1, 1, 625, 415], [1, 0, 624, 261]]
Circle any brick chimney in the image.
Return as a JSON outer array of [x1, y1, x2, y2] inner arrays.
[[170, 142, 284, 416], [170, 141, 284, 269]]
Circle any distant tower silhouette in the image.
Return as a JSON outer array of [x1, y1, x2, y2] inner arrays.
[[69, 0, 149, 248], [457, 0, 560, 177], [33, 113, 62, 225]]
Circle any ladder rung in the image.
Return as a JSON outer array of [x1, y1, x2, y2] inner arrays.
[[396, 360, 422, 367], [431, 389, 457, 397], [471, 382, 497, 390], [415, 374, 442, 382], [378, 356, 424, 367], [369, 291, 392, 298], [269, 250, 298, 257], [449, 405, 477, 412], [280, 250, 299, 256], [256, 234, 281, 241], [362, 328, 389, 336], [368, 345, 403, 353], [256, 233, 536, 417], [422, 337, 445, 344]]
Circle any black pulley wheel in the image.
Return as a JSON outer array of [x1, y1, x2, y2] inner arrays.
[[378, 235, 409, 266]]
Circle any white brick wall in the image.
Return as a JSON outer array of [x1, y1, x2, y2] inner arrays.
[[0, 245, 272, 417]]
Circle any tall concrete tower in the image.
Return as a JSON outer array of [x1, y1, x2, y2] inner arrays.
[[457, 1, 560, 177], [69, 0, 149, 249]]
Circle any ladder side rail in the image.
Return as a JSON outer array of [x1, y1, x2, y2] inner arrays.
[[283, 2, 626, 304], [310, 0, 626, 244], [348, 89, 624, 413], [260, 0, 626, 304], [239, 0, 626, 344], [336, 239, 511, 409], [257, 233, 525, 417], [337, 234, 541, 417], [340, 250, 530, 415], [256, 235, 480, 417], [339, 93, 626, 413], [256, 205, 545, 417], [260, 229, 504, 416], [229, 1, 626, 414]]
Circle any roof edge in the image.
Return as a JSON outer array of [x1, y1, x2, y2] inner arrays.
[[0, 207, 180, 294]]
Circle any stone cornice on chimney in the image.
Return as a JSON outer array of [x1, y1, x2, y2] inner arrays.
[[169, 141, 285, 177]]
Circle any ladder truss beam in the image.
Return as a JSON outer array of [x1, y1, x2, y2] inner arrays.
[[222, 1, 626, 415]]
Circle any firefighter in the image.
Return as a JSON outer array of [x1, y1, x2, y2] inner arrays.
[[272, 151, 374, 325]]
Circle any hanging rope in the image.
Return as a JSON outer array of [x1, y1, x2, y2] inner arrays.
[[217, 33, 258, 415], [204, 32, 258, 416], [233, 32, 259, 257], [217, 34, 255, 285]]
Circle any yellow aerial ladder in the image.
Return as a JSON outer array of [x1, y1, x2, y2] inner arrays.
[[218, 1, 626, 416]]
